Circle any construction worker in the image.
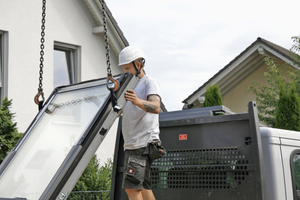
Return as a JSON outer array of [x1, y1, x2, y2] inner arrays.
[[119, 46, 161, 200]]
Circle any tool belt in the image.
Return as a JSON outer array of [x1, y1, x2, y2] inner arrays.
[[143, 139, 166, 161]]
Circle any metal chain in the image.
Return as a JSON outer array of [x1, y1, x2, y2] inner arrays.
[[39, 0, 46, 90], [100, 0, 119, 92], [34, 0, 46, 109], [100, 0, 111, 76]]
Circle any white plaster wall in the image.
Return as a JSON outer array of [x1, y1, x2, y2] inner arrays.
[[0, 0, 124, 166]]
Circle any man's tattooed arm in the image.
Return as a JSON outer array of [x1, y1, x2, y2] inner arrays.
[[124, 89, 161, 114], [143, 95, 161, 114]]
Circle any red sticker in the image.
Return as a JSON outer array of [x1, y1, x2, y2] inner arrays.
[[179, 134, 187, 140]]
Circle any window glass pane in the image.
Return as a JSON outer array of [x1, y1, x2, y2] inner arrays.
[[0, 84, 110, 199], [293, 153, 300, 199], [53, 49, 71, 88]]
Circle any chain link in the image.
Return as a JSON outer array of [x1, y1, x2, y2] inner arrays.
[[39, 0, 46, 90], [34, 0, 46, 109], [100, 0, 111, 76]]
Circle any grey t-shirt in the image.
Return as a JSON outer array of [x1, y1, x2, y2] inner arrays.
[[122, 75, 161, 150]]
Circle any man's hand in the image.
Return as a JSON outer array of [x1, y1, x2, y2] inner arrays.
[[125, 90, 161, 114], [124, 89, 139, 105]]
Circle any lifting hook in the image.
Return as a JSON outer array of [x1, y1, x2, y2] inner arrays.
[[34, 88, 45, 110], [106, 74, 119, 91]]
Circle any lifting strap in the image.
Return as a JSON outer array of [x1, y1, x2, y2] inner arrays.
[[34, 0, 46, 111]]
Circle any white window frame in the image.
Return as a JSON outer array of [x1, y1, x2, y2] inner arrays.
[[0, 31, 8, 103], [53, 42, 81, 87]]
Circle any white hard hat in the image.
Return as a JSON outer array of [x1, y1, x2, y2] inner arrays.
[[118, 46, 146, 66]]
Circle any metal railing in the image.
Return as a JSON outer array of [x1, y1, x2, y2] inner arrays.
[[67, 191, 110, 200]]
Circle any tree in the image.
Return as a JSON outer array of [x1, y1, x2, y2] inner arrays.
[[289, 35, 300, 90], [275, 82, 300, 131], [291, 35, 300, 65], [0, 98, 22, 164], [203, 84, 223, 107], [248, 58, 285, 126], [98, 158, 113, 193], [73, 155, 113, 192], [248, 35, 300, 127]]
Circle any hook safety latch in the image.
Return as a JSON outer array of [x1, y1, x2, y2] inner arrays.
[[34, 88, 45, 110], [106, 74, 119, 91]]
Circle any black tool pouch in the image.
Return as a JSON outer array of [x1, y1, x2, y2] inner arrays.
[[144, 140, 166, 161]]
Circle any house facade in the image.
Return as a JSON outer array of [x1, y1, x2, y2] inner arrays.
[[0, 0, 127, 130], [182, 38, 298, 114], [0, 0, 128, 164]]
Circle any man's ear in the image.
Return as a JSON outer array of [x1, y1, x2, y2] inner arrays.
[[136, 61, 142, 70]]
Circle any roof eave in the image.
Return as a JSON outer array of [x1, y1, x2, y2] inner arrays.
[[80, 0, 129, 53]]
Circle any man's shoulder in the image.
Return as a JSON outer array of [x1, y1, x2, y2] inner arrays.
[[143, 75, 159, 84], [136, 75, 160, 95]]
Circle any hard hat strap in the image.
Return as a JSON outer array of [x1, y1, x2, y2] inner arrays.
[[132, 61, 141, 78]]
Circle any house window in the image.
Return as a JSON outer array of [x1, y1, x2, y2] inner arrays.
[[0, 31, 8, 103], [53, 42, 81, 88], [291, 150, 300, 200]]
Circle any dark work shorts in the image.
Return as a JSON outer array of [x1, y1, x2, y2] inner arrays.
[[122, 147, 152, 190]]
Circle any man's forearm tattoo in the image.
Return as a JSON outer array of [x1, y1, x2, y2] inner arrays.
[[143, 95, 160, 113], [143, 102, 158, 113]]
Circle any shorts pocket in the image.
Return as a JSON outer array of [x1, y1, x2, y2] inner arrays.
[[125, 155, 146, 184]]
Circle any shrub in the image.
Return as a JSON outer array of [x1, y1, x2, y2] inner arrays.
[[0, 98, 22, 164]]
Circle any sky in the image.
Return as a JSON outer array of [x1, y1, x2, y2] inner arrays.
[[106, 0, 300, 111]]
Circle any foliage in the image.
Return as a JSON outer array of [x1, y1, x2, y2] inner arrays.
[[72, 155, 113, 199], [248, 58, 286, 126], [203, 84, 223, 107], [98, 158, 113, 193], [248, 35, 300, 127], [290, 35, 300, 90], [291, 35, 300, 65], [275, 82, 300, 131], [0, 98, 22, 164]]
